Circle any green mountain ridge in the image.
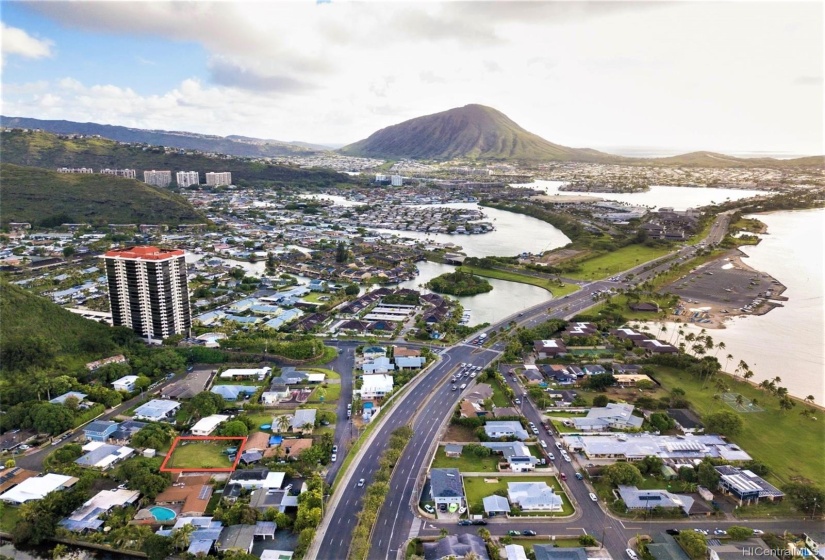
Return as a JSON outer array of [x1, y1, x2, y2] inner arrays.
[[1, 115, 329, 157], [0, 163, 207, 227], [0, 129, 353, 188], [341, 104, 823, 168]]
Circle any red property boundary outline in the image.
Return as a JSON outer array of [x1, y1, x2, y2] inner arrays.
[[159, 435, 248, 473]]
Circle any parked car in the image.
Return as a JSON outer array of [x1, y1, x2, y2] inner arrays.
[[627, 549, 639, 560], [548, 453, 555, 460], [589, 493, 598, 502], [472, 519, 488, 525], [522, 530, 537, 536], [423, 504, 434, 513], [508, 530, 520, 536], [514, 398, 521, 405], [560, 473, 567, 481], [331, 454, 337, 462], [332, 445, 338, 453], [752, 529, 764, 535], [666, 529, 680, 536], [458, 520, 472, 526], [575, 473, 584, 480], [357, 478, 365, 487], [540, 440, 548, 449], [714, 529, 727, 536]]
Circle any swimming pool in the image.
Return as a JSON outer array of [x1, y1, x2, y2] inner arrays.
[[149, 506, 176, 521]]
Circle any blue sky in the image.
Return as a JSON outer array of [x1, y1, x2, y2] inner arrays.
[[1, 1, 822, 154]]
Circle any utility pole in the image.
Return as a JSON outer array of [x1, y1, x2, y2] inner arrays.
[[601, 526, 612, 549]]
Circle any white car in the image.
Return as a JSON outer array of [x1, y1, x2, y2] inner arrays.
[[627, 549, 639, 560], [589, 493, 598, 502], [752, 529, 764, 535], [563, 455, 571, 462], [540, 440, 548, 449], [548, 453, 555, 460], [555, 442, 563, 450], [331, 454, 337, 462]]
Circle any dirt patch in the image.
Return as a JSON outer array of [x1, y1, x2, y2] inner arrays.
[[483, 478, 500, 483], [444, 424, 479, 442], [539, 248, 588, 266]]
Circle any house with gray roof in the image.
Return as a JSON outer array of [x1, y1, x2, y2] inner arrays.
[[572, 403, 644, 431], [484, 421, 529, 441], [83, 421, 118, 442], [715, 465, 784, 505], [423, 534, 489, 560], [646, 533, 691, 560], [290, 409, 317, 433], [482, 442, 538, 472], [482, 495, 511, 515], [618, 485, 694, 515], [534, 547, 588, 560], [133, 399, 181, 421], [507, 482, 563, 511], [216, 524, 255, 554], [429, 468, 464, 508]]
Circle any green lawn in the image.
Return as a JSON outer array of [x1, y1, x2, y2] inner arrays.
[[308, 384, 341, 403], [463, 475, 574, 516], [509, 538, 583, 551], [0, 505, 20, 532], [732, 499, 803, 519], [566, 245, 673, 280], [244, 412, 277, 429], [649, 366, 825, 486], [431, 446, 501, 472], [212, 377, 266, 386], [550, 420, 580, 434], [302, 292, 331, 303], [546, 411, 587, 418], [589, 294, 677, 322], [458, 265, 580, 297], [490, 379, 512, 408], [304, 346, 338, 366], [165, 440, 238, 469]]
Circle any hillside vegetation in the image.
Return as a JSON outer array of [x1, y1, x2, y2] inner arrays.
[[0, 163, 206, 227], [1, 115, 328, 157], [0, 129, 353, 188]]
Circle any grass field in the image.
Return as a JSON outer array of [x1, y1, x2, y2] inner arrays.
[[431, 446, 501, 472], [301, 292, 331, 303], [0, 505, 20, 532], [164, 439, 239, 470], [490, 378, 512, 407], [308, 384, 341, 403], [649, 366, 825, 486], [304, 346, 338, 366], [566, 245, 673, 280], [457, 266, 580, 297], [509, 538, 583, 551], [463, 475, 574, 516]]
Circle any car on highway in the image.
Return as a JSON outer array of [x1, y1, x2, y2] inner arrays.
[[555, 442, 562, 450], [627, 549, 639, 560], [508, 531, 520, 537], [459, 383, 467, 390], [589, 493, 598, 502], [458, 520, 472, 526], [357, 478, 365, 487], [540, 440, 547, 449], [522, 530, 537, 536], [531, 427, 539, 435]]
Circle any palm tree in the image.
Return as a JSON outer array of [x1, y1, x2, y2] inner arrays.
[[477, 527, 491, 542], [725, 353, 734, 374], [171, 523, 195, 550], [276, 415, 291, 433], [805, 395, 816, 405], [715, 341, 726, 357], [439, 528, 449, 539], [743, 370, 754, 381], [735, 394, 745, 407]]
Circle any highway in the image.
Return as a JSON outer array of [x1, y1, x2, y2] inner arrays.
[[312, 212, 742, 560]]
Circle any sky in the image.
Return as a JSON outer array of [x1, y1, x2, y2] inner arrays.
[[1, 1, 822, 155]]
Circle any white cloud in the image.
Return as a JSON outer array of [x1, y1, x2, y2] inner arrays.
[[5, 2, 823, 154], [1, 23, 54, 61]]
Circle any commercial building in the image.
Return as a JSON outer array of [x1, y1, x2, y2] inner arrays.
[[176, 171, 200, 187], [143, 170, 172, 187], [715, 465, 784, 505], [103, 246, 191, 339], [205, 171, 232, 186], [562, 434, 752, 463]]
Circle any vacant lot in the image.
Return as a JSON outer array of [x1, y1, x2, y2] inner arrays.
[[164, 439, 240, 470], [566, 245, 672, 280], [457, 265, 580, 297], [444, 424, 479, 442], [431, 446, 501, 472]]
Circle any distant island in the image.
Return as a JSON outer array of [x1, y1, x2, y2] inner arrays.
[[427, 271, 493, 296]]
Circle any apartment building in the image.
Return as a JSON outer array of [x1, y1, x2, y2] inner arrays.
[[100, 169, 137, 179], [143, 170, 172, 187], [205, 171, 232, 186], [176, 171, 200, 188]]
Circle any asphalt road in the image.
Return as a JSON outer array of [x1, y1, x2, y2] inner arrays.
[[323, 340, 357, 484], [314, 212, 747, 560]]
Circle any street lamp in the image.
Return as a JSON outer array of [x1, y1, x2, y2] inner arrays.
[[601, 526, 611, 549]]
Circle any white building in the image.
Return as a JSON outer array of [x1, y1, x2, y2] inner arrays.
[[359, 374, 394, 399], [143, 170, 172, 187], [205, 171, 232, 186], [391, 175, 403, 186], [112, 375, 140, 392], [0, 473, 78, 504], [102, 246, 191, 339], [220, 367, 270, 381], [100, 168, 137, 179], [176, 171, 200, 188], [191, 414, 230, 436], [507, 482, 563, 511]]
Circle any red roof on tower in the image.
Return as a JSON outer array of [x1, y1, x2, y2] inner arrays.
[[104, 246, 185, 260]]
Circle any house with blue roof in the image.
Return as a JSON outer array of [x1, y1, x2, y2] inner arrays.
[[308, 279, 327, 292], [363, 346, 387, 360], [229, 298, 257, 312], [224, 315, 261, 325], [84, 421, 119, 442], [133, 399, 181, 421]]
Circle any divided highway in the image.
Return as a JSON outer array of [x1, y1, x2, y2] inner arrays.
[[311, 212, 738, 560]]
